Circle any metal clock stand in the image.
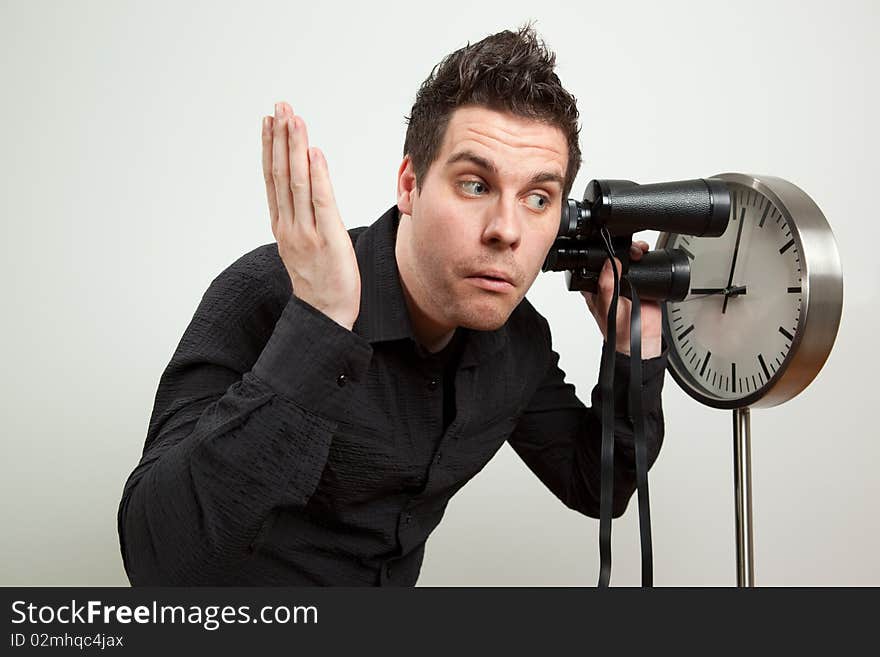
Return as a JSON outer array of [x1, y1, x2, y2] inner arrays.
[[733, 407, 754, 587]]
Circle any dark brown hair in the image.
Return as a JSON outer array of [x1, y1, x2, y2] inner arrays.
[[403, 23, 581, 198]]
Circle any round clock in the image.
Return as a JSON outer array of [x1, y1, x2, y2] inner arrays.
[[656, 173, 843, 409]]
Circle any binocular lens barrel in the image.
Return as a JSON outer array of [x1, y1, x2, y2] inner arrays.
[[626, 248, 691, 301], [560, 178, 731, 238], [544, 244, 690, 301]]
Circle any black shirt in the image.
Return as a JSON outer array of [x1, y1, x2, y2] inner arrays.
[[117, 205, 667, 586], [416, 328, 465, 434]]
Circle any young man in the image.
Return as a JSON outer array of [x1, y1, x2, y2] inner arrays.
[[118, 26, 666, 586]]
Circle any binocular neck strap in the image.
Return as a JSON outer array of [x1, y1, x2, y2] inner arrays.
[[596, 228, 654, 588]]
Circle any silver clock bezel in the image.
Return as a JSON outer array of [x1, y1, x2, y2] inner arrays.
[[657, 173, 843, 409]]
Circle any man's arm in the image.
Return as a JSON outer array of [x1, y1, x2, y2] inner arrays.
[[506, 314, 666, 519], [118, 101, 367, 585], [117, 271, 372, 585]]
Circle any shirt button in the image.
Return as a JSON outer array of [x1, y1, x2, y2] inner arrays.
[[336, 373, 347, 387], [427, 378, 439, 391], [435, 452, 442, 464], [403, 512, 412, 524]]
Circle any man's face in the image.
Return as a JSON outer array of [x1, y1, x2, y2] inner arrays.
[[397, 105, 569, 333]]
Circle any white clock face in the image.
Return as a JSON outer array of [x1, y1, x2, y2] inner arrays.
[[664, 184, 803, 403]]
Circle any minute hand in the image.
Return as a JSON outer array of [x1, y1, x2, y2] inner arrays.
[[722, 208, 746, 314]]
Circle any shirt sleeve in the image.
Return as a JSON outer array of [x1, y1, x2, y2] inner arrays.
[[506, 314, 667, 519], [117, 270, 373, 585]]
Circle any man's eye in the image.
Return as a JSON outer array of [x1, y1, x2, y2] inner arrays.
[[460, 180, 488, 195], [525, 193, 550, 211]]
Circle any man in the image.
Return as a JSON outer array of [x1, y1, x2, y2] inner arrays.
[[117, 25, 666, 586]]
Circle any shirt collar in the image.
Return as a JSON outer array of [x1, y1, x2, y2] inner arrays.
[[352, 205, 509, 368]]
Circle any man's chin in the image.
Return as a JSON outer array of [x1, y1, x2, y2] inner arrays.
[[456, 302, 514, 332]]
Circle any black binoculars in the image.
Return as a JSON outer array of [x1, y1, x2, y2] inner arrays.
[[541, 178, 731, 300]]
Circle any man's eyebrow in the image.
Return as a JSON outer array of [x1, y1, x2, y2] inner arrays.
[[445, 149, 565, 191]]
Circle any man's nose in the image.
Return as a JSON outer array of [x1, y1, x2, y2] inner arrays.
[[482, 197, 521, 248]]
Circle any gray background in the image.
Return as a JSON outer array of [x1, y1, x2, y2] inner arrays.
[[1, 0, 877, 586]]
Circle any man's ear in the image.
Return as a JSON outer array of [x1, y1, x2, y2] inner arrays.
[[396, 155, 418, 216]]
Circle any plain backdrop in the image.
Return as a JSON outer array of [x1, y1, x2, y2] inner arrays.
[[1, 0, 877, 586]]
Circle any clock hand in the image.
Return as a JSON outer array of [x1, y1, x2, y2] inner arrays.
[[722, 208, 746, 314], [690, 285, 748, 297]]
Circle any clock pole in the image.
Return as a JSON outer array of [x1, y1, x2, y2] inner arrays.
[[733, 407, 755, 587]]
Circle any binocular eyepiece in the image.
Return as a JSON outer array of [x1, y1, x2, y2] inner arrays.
[[542, 178, 731, 301]]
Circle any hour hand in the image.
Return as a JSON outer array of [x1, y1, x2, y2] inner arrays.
[[690, 285, 748, 297]]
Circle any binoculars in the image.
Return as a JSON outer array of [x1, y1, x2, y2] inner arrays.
[[541, 178, 731, 300]]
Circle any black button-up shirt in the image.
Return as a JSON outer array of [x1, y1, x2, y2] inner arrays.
[[117, 205, 667, 586]]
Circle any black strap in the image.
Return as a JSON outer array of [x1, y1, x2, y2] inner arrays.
[[596, 229, 619, 588], [596, 229, 653, 587], [629, 285, 654, 587]]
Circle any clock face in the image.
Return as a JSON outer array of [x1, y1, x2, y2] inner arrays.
[[662, 182, 804, 407]]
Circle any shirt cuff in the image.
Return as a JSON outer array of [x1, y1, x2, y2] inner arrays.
[[251, 294, 373, 419], [604, 339, 669, 416]]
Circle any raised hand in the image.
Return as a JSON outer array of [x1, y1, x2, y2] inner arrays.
[[262, 102, 361, 330]]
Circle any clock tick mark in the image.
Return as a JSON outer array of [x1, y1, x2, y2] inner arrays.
[[758, 353, 771, 381]]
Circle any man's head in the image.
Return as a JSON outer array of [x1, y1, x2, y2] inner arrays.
[[395, 25, 582, 344]]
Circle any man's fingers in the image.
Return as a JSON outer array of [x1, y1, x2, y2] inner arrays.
[[308, 147, 344, 239], [289, 113, 316, 233], [630, 240, 650, 260], [272, 104, 295, 234], [598, 257, 621, 295], [262, 115, 279, 236]]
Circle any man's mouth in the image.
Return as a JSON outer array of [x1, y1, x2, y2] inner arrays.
[[468, 269, 514, 284], [466, 271, 515, 292]]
